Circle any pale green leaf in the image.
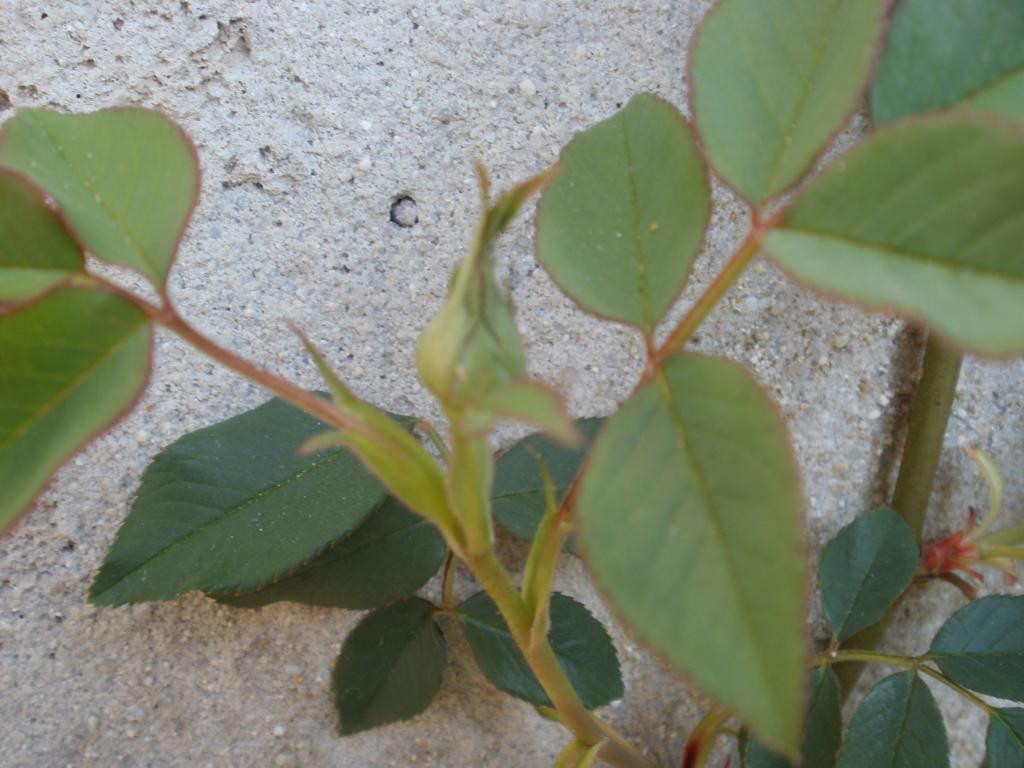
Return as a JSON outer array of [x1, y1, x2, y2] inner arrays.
[[576, 353, 805, 753], [0, 108, 199, 285], [0, 168, 83, 303], [463, 377, 578, 447], [765, 115, 1024, 356], [535, 94, 709, 332], [0, 288, 150, 532], [742, 667, 842, 768], [870, 0, 1024, 125], [690, 0, 886, 203]]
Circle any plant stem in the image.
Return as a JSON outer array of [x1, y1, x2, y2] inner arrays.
[[916, 665, 993, 716], [816, 650, 994, 716], [440, 551, 457, 609], [654, 224, 764, 362], [83, 273, 361, 433], [680, 707, 730, 768], [837, 332, 963, 697], [466, 549, 657, 768], [891, 335, 964, 537], [811, 649, 920, 670]]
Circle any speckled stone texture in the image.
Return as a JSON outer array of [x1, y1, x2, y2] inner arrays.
[[1, 2, 1022, 766]]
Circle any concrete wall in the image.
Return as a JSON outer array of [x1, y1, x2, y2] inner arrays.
[[2, 2, 1021, 766]]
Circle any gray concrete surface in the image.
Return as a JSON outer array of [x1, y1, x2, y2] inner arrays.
[[2, 1, 1022, 766]]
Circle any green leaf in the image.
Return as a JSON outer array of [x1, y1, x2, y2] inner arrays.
[[836, 672, 949, 768], [457, 592, 623, 709], [535, 94, 709, 332], [463, 377, 578, 447], [0, 288, 151, 532], [0, 108, 199, 286], [742, 667, 842, 768], [0, 168, 83, 303], [818, 508, 920, 641], [765, 114, 1024, 357], [575, 353, 805, 753], [987, 709, 1024, 768], [212, 498, 445, 610], [870, 0, 1024, 125], [929, 595, 1024, 701], [89, 397, 400, 605], [689, 0, 886, 204], [492, 417, 603, 547], [297, 333, 453, 530], [333, 597, 446, 735]]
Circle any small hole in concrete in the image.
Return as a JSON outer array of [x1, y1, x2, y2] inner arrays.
[[389, 195, 418, 228]]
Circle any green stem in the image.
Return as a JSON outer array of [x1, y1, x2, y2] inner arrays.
[[812, 649, 919, 669], [817, 650, 994, 716], [85, 273, 362, 433], [891, 335, 964, 537], [655, 226, 764, 362], [916, 665, 993, 716], [837, 334, 963, 697], [440, 551, 457, 609], [466, 549, 657, 768]]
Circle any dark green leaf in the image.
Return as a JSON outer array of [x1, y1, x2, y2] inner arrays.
[[818, 508, 920, 641], [0, 168, 83, 303], [0, 288, 151, 532], [929, 595, 1024, 701], [987, 709, 1024, 768], [333, 597, 446, 735], [89, 398, 400, 605], [765, 115, 1024, 356], [575, 353, 805, 753], [690, 0, 886, 203], [535, 94, 709, 332], [743, 667, 842, 768], [870, 0, 1024, 124], [836, 672, 949, 768], [0, 108, 199, 286], [212, 498, 445, 609], [492, 417, 603, 549], [457, 592, 622, 709]]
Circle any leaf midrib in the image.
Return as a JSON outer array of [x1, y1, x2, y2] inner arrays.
[[92, 446, 360, 599], [773, 226, 1024, 283], [761, 0, 848, 198], [0, 317, 147, 452], [28, 112, 159, 281], [652, 368, 778, 705], [831, 522, 902, 637]]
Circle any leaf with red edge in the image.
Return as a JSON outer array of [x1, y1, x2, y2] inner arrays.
[[0, 288, 152, 532], [0, 108, 199, 286]]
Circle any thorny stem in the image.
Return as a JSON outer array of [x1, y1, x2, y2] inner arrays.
[[837, 333, 963, 698], [466, 548, 657, 768]]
